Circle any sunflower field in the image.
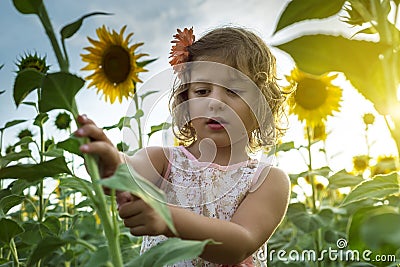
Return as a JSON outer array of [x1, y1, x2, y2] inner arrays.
[[0, 0, 400, 267]]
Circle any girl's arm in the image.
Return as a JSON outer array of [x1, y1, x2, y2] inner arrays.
[[119, 166, 290, 265]]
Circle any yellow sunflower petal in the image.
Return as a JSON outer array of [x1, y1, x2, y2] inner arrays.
[[286, 67, 343, 127], [80, 25, 147, 103]]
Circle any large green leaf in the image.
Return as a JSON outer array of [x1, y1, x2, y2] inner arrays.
[[0, 195, 25, 215], [0, 150, 31, 168], [57, 136, 83, 157], [286, 203, 324, 233], [12, 0, 43, 14], [0, 218, 24, 243], [274, 34, 395, 115], [13, 68, 44, 106], [99, 164, 177, 235], [39, 72, 84, 114], [360, 213, 400, 250], [274, 0, 346, 33], [328, 169, 364, 189], [26, 236, 67, 266], [61, 12, 112, 40], [0, 157, 71, 181], [341, 172, 399, 206], [125, 238, 214, 267], [348, 206, 398, 254]]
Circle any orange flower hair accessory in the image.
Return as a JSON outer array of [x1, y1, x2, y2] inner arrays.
[[169, 27, 195, 67]]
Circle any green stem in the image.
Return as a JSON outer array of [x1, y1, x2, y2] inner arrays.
[[306, 126, 321, 267], [9, 238, 19, 267], [75, 238, 97, 252], [37, 3, 68, 71], [133, 94, 143, 149], [84, 154, 123, 267]]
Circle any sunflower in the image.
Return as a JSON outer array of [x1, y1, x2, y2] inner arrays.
[[352, 155, 370, 173], [16, 52, 49, 74], [55, 112, 72, 130], [285, 68, 342, 127], [81, 25, 147, 104]]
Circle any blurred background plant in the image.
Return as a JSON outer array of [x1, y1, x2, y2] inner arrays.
[[268, 0, 400, 266]]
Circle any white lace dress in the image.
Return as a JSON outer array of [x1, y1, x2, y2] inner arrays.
[[140, 146, 269, 267]]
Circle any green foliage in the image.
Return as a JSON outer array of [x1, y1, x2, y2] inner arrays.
[[125, 238, 216, 267], [274, 0, 346, 33], [99, 164, 177, 235]]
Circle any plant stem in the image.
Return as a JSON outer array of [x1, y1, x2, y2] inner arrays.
[[84, 154, 123, 267], [37, 3, 68, 71], [306, 126, 321, 267], [133, 94, 143, 149], [9, 238, 19, 267]]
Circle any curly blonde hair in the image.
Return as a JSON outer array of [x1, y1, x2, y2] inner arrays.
[[169, 26, 287, 153]]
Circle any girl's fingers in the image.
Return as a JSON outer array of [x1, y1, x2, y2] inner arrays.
[[79, 141, 118, 160], [77, 114, 95, 126], [75, 124, 112, 144], [118, 198, 144, 219]]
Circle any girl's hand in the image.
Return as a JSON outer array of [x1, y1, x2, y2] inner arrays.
[[118, 196, 170, 236], [74, 114, 122, 179]]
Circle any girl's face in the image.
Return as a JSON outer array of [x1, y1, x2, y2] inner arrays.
[[186, 62, 258, 148]]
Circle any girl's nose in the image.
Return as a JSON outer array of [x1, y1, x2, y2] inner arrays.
[[208, 87, 226, 111]]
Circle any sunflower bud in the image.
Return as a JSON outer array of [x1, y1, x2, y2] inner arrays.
[[16, 52, 49, 74], [363, 113, 375, 125], [18, 129, 33, 139], [55, 112, 72, 130]]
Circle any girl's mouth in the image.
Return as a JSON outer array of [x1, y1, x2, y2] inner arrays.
[[206, 117, 227, 130]]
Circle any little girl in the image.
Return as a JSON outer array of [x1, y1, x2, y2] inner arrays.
[[75, 26, 290, 266]]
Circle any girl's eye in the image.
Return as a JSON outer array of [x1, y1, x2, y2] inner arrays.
[[194, 88, 210, 95], [227, 88, 241, 96]]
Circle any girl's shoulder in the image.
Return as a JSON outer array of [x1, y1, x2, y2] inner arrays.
[[131, 146, 171, 178]]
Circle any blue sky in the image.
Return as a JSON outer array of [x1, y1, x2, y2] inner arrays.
[[0, 0, 397, 173]]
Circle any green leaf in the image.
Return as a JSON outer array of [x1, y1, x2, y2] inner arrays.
[[99, 164, 177, 235], [137, 58, 157, 68], [39, 72, 84, 114], [21, 101, 37, 109], [361, 213, 400, 250], [27, 236, 67, 266], [1, 119, 27, 131], [274, 34, 393, 115], [147, 122, 172, 138], [125, 238, 215, 267], [33, 112, 49, 127], [43, 216, 61, 236], [61, 12, 112, 40], [328, 169, 364, 189], [0, 150, 31, 168], [13, 68, 44, 107], [0, 195, 25, 215], [348, 205, 397, 252], [12, 0, 43, 14], [274, 0, 346, 33], [133, 109, 144, 120], [59, 176, 93, 196], [286, 203, 324, 233], [83, 246, 109, 267], [341, 172, 399, 206], [103, 116, 131, 130], [0, 218, 24, 243], [0, 157, 71, 182], [0, 90, 4, 95], [57, 136, 83, 157]]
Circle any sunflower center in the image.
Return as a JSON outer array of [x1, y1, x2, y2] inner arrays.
[[294, 77, 327, 110], [102, 45, 131, 84]]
